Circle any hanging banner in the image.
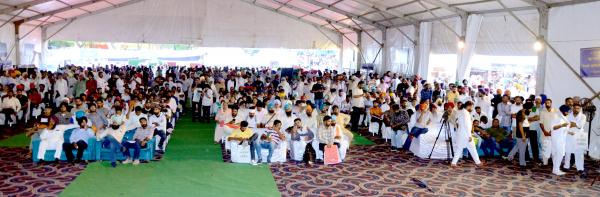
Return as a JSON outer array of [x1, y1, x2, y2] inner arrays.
[[580, 47, 600, 77]]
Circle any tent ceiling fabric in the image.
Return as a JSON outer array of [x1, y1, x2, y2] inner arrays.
[[0, 0, 590, 31]]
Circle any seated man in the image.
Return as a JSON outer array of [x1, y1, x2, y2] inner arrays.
[[485, 119, 512, 158], [288, 118, 315, 166], [62, 117, 95, 163], [1, 89, 20, 126], [317, 116, 341, 162], [96, 119, 127, 167], [55, 103, 73, 125], [403, 101, 432, 151], [122, 117, 153, 165], [384, 104, 410, 151], [36, 118, 63, 164], [149, 107, 168, 153], [253, 120, 286, 165], [227, 121, 256, 164]]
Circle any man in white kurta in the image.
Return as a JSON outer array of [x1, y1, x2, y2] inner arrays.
[[451, 101, 482, 166], [551, 105, 571, 176], [539, 99, 556, 165], [37, 120, 75, 162], [564, 104, 586, 174]]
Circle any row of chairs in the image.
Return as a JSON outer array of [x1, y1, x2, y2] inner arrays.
[[31, 127, 165, 162]]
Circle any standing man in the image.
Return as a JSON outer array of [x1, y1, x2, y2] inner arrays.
[[551, 105, 571, 176], [539, 99, 556, 165], [497, 95, 512, 132], [564, 103, 587, 177], [191, 84, 202, 122], [311, 77, 325, 111], [451, 101, 482, 167], [202, 85, 214, 123], [350, 79, 365, 132]]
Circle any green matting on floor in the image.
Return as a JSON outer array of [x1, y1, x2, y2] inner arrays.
[[351, 132, 375, 145], [0, 133, 30, 147], [60, 116, 280, 197]]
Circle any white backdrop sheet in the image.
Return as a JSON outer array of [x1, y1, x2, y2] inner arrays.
[[545, 2, 600, 159]]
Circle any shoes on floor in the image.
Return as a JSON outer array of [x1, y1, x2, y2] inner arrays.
[[552, 170, 566, 176], [122, 158, 132, 164], [133, 160, 140, 165]]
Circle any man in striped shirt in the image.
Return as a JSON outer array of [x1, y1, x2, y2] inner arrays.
[[253, 120, 286, 165]]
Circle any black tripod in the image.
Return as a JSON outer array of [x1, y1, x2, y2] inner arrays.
[[428, 118, 455, 163]]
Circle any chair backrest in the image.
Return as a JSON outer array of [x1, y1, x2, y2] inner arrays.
[[123, 129, 137, 141], [63, 128, 76, 143]]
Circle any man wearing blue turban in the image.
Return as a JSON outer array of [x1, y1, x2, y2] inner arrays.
[[551, 105, 571, 176]]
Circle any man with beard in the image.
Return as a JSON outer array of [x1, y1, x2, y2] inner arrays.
[[97, 120, 127, 167], [86, 103, 109, 133], [244, 109, 259, 128], [260, 101, 279, 128], [278, 102, 297, 132], [564, 103, 587, 177], [511, 102, 534, 169], [317, 116, 341, 161], [402, 100, 432, 151], [149, 107, 168, 154], [63, 117, 95, 163], [254, 120, 285, 165], [384, 104, 410, 151], [539, 99, 556, 166], [289, 118, 315, 165], [36, 118, 65, 164], [70, 97, 87, 115], [551, 105, 571, 176], [122, 117, 153, 165], [451, 101, 482, 167]]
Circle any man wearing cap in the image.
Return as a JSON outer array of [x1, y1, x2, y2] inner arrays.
[[551, 105, 571, 175]]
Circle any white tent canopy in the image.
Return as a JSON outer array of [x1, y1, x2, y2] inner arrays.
[[1, 0, 600, 157]]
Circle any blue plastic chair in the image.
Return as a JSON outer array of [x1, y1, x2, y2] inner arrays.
[[95, 129, 156, 161], [31, 128, 96, 162]]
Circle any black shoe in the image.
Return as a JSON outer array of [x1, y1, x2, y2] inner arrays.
[[579, 170, 587, 178], [53, 159, 60, 164], [111, 162, 117, 168], [38, 159, 45, 165], [74, 159, 81, 164]]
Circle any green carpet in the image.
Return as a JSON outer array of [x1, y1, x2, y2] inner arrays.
[[0, 133, 29, 147], [351, 132, 375, 145], [60, 116, 280, 197]]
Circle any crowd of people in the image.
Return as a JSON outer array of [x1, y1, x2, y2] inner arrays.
[[1, 65, 179, 167], [0, 65, 590, 176]]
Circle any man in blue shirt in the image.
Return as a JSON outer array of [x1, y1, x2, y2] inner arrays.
[[420, 83, 433, 102], [63, 117, 94, 163]]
